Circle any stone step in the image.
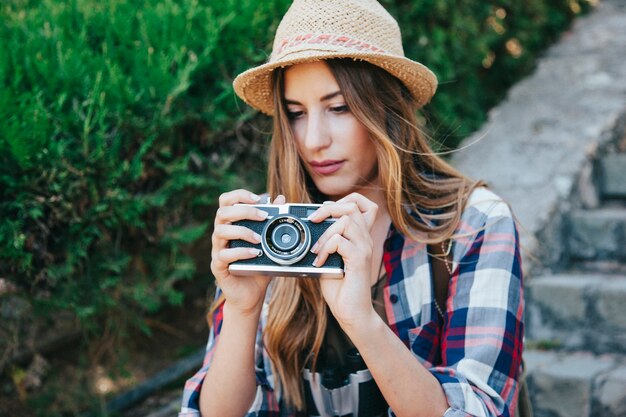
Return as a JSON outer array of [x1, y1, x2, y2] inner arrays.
[[566, 208, 626, 261], [524, 349, 626, 417], [525, 273, 626, 353], [599, 153, 626, 198]]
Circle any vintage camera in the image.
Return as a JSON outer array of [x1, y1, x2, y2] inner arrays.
[[228, 204, 344, 278]]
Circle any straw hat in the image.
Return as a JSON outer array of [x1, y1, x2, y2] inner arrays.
[[233, 0, 438, 115]]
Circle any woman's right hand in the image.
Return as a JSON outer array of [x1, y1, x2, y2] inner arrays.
[[210, 189, 286, 316]]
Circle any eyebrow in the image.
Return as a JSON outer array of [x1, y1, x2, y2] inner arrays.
[[284, 91, 343, 105]]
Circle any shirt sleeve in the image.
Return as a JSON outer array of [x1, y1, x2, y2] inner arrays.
[[178, 287, 281, 417], [432, 191, 524, 417]]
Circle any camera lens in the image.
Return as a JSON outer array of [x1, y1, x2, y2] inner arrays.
[[271, 223, 300, 252], [261, 215, 311, 265]]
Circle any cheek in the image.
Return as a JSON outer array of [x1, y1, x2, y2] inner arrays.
[[364, 147, 379, 173], [335, 117, 362, 137], [290, 121, 306, 150], [353, 125, 374, 153], [357, 132, 379, 170]]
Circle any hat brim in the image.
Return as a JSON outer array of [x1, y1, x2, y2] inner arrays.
[[233, 50, 438, 116]]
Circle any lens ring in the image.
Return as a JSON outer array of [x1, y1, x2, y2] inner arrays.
[[261, 215, 311, 265], [271, 223, 300, 252]]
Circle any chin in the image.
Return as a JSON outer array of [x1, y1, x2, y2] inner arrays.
[[315, 182, 353, 200]]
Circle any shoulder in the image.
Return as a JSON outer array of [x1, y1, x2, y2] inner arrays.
[[457, 187, 515, 233], [463, 187, 513, 219], [451, 187, 519, 260]]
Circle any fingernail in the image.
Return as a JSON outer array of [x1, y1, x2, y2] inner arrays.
[[253, 233, 261, 243], [311, 241, 319, 254], [250, 193, 261, 202], [257, 210, 269, 219], [312, 256, 320, 267], [249, 248, 262, 257]]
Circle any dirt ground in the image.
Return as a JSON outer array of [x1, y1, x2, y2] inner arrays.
[[0, 283, 213, 417]]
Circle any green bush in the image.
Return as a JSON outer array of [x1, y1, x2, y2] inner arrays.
[[0, 0, 289, 338], [0, 0, 590, 412]]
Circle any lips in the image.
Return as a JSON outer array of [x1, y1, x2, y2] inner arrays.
[[309, 159, 345, 175]]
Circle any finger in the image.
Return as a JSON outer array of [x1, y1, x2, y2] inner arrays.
[[335, 193, 379, 228], [311, 214, 368, 254], [211, 247, 263, 276], [308, 201, 360, 222], [215, 205, 269, 225], [272, 194, 287, 205], [218, 189, 263, 208], [312, 234, 352, 267], [216, 247, 263, 266], [212, 224, 262, 246]]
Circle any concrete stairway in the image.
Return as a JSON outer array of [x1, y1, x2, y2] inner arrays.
[[525, 144, 626, 417]]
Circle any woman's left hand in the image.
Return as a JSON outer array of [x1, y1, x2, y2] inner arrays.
[[308, 193, 379, 327]]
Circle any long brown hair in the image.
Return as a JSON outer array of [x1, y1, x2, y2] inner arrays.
[[210, 59, 483, 410]]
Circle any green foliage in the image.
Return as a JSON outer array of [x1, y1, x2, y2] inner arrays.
[[0, 0, 287, 361], [0, 0, 590, 412]]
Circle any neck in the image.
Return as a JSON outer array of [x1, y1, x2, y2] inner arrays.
[[364, 187, 389, 227]]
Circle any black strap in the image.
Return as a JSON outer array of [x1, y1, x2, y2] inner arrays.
[[428, 243, 449, 318]]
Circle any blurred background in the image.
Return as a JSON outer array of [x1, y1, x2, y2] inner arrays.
[[0, 0, 595, 415]]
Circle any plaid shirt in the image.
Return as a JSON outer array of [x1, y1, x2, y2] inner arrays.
[[179, 188, 524, 417]]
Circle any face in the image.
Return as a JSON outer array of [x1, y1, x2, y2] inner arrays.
[[283, 61, 379, 201]]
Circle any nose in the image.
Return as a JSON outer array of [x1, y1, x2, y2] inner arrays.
[[302, 111, 331, 151]]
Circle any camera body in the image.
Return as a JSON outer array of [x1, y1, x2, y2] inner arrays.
[[229, 203, 344, 278]]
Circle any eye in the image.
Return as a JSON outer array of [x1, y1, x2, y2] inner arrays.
[[286, 109, 304, 120], [330, 105, 349, 114]]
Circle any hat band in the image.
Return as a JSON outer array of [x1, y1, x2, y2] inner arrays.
[[274, 33, 387, 59]]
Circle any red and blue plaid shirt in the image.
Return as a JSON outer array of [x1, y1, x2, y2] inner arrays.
[[179, 188, 524, 417]]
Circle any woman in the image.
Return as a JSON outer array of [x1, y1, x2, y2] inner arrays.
[[180, 1, 524, 416]]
